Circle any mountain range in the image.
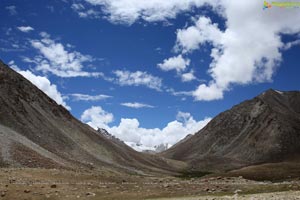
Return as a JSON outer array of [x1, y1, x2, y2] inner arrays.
[[1, 59, 300, 180]]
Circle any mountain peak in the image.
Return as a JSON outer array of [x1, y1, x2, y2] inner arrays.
[[259, 88, 282, 97]]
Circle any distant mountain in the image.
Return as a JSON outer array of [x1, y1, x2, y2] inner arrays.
[[142, 143, 171, 154], [162, 89, 300, 172], [155, 143, 171, 152], [0, 60, 183, 174]]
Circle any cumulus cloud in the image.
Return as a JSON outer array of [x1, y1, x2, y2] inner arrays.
[[69, 93, 112, 101], [17, 26, 34, 33], [158, 54, 190, 73], [192, 83, 223, 101], [181, 70, 196, 82], [81, 106, 211, 151], [8, 61, 70, 110], [175, 16, 223, 53], [81, 106, 114, 129], [24, 32, 102, 78], [110, 112, 211, 150], [80, 0, 217, 25], [113, 70, 162, 91], [78, 0, 300, 101], [158, 55, 195, 82], [174, 2, 300, 101], [121, 102, 154, 109]]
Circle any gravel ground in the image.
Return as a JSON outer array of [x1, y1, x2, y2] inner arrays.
[[149, 191, 300, 200], [1, 168, 300, 200]]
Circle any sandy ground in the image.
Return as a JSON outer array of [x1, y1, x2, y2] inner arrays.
[[0, 168, 300, 200]]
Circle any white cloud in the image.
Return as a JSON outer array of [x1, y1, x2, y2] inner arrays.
[[158, 55, 194, 83], [181, 70, 196, 82], [17, 26, 34, 33], [113, 70, 162, 91], [81, 106, 211, 151], [174, 2, 300, 101], [25, 32, 102, 78], [81, 0, 218, 25], [81, 106, 114, 129], [80, 0, 300, 101], [71, 3, 100, 18], [8, 61, 70, 110], [6, 5, 17, 15], [8, 60, 20, 71], [167, 88, 193, 97], [39, 32, 50, 38], [121, 102, 154, 109], [282, 39, 300, 50], [192, 83, 223, 101], [109, 112, 211, 150], [175, 16, 223, 53], [158, 54, 190, 73], [71, 3, 85, 11], [69, 94, 112, 101]]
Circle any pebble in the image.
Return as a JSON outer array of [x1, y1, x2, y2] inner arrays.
[[86, 192, 96, 197], [1, 192, 6, 197], [24, 189, 31, 193]]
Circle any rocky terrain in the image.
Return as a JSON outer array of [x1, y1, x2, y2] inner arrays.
[[0, 168, 300, 200], [162, 89, 300, 174]]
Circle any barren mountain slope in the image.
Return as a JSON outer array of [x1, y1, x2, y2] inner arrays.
[[162, 89, 300, 172], [0, 60, 184, 174]]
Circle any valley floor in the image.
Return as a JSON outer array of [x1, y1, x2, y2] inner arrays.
[[150, 191, 300, 200], [0, 168, 300, 200]]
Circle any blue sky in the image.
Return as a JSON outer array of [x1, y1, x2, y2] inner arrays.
[[1, 0, 299, 150]]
